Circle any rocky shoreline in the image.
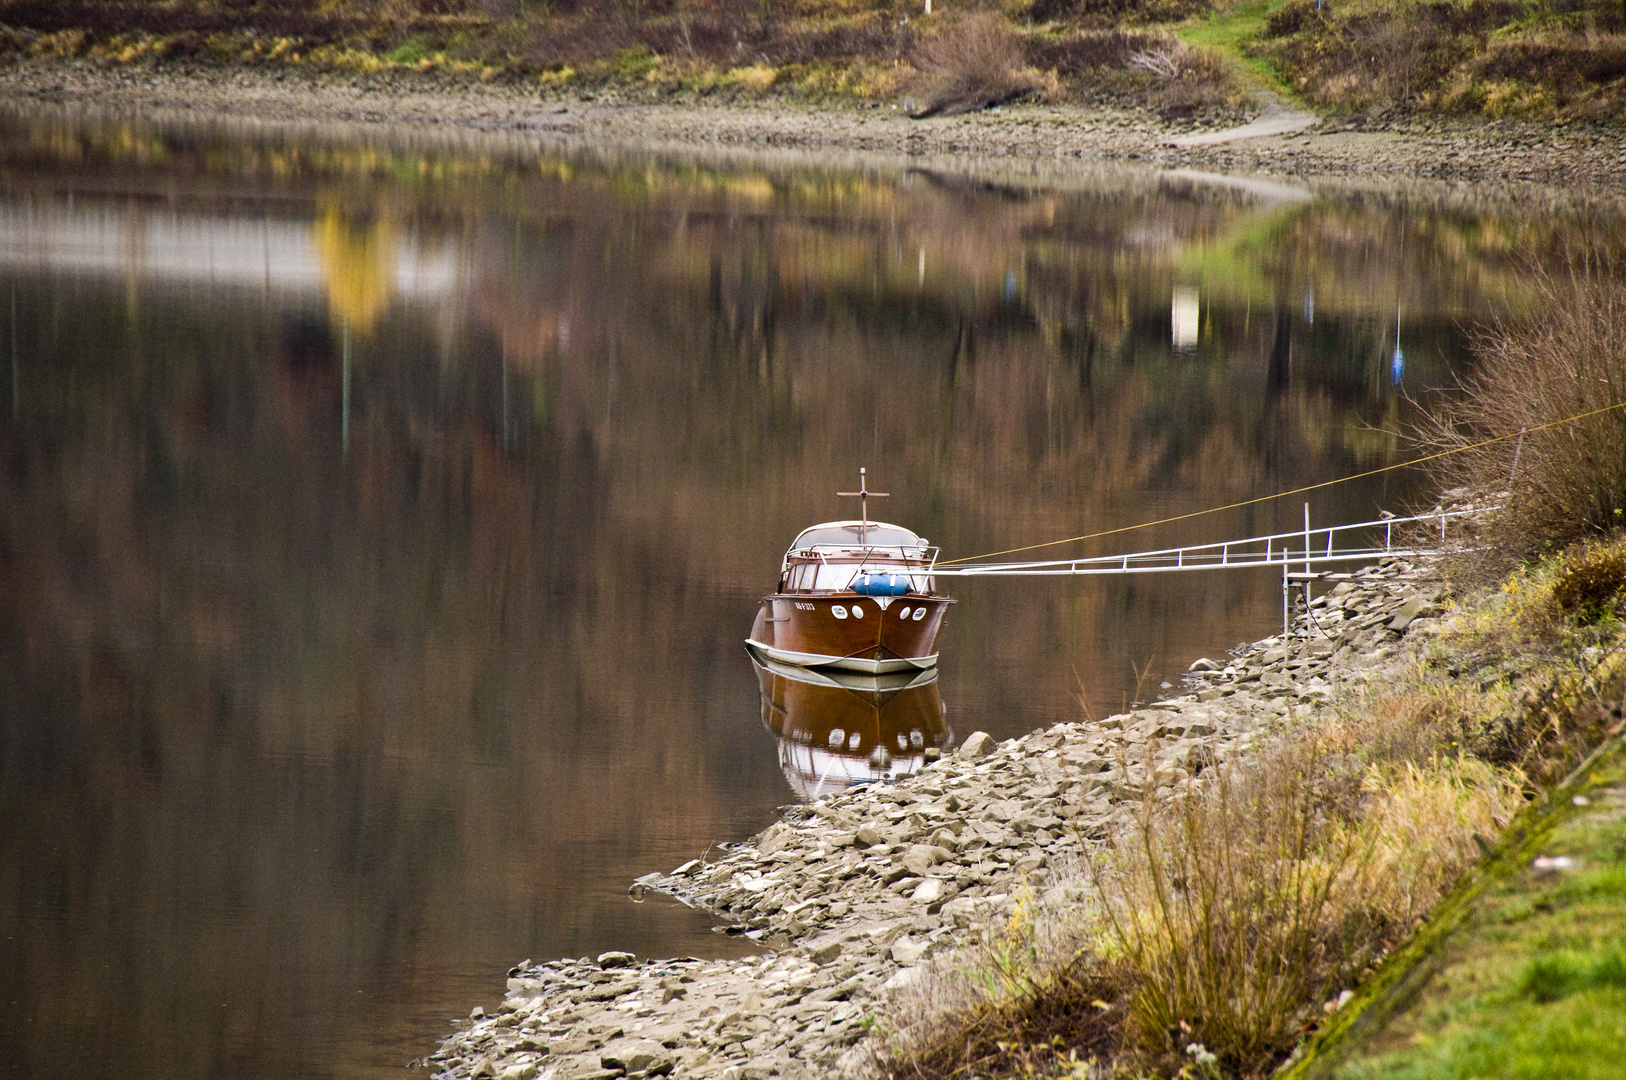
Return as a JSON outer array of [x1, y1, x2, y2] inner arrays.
[[426, 558, 1449, 1080], [3, 60, 1626, 192]]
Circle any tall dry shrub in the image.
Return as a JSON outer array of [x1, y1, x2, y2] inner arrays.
[[1091, 737, 1523, 1076], [1423, 261, 1626, 564], [909, 13, 1043, 117], [1091, 745, 1362, 1076]]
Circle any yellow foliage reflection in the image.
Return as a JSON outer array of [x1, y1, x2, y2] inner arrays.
[[312, 202, 396, 331]]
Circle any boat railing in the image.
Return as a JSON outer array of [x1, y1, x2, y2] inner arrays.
[[782, 544, 939, 572], [778, 543, 942, 594]]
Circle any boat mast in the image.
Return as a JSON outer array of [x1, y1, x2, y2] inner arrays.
[[838, 468, 889, 548]]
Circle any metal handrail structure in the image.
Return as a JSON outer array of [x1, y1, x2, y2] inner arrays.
[[935, 506, 1494, 641]]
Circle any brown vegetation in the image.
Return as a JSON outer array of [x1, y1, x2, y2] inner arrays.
[[1031, 0, 1213, 30], [1253, 0, 1626, 119], [9, 0, 1626, 120], [1550, 541, 1626, 623], [1421, 262, 1626, 565], [1029, 31, 1240, 115], [908, 14, 1050, 117], [0, 0, 1252, 118]]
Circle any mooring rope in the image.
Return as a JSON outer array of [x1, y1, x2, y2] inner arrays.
[[939, 398, 1626, 566]]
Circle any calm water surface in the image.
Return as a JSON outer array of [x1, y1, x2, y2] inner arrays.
[[0, 106, 1597, 1079]]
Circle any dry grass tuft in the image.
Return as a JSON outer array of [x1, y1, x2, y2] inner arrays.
[[878, 882, 1119, 1080], [1091, 732, 1522, 1077], [1549, 540, 1626, 624], [908, 13, 1046, 117]]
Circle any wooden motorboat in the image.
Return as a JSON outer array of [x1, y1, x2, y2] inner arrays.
[[745, 470, 953, 675], [752, 655, 951, 800]]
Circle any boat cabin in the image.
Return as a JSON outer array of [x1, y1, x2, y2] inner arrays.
[[778, 520, 939, 595]]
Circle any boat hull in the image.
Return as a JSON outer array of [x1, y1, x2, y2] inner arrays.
[[746, 592, 951, 674]]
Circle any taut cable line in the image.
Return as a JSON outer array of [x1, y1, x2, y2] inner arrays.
[[939, 398, 1626, 566]]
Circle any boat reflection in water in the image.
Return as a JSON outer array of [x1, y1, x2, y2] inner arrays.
[[752, 655, 953, 801]]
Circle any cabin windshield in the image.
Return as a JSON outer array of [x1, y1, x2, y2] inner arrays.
[[790, 522, 922, 552], [782, 562, 935, 594], [780, 521, 936, 594]]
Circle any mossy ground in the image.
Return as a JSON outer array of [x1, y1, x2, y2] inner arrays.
[[1288, 735, 1626, 1080]]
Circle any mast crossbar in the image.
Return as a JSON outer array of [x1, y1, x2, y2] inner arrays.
[[837, 467, 889, 548]]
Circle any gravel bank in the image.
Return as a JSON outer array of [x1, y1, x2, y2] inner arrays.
[[427, 558, 1452, 1080], [3, 60, 1626, 191]]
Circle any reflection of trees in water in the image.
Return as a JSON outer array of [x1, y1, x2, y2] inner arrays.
[[313, 202, 397, 332], [0, 283, 761, 1079]]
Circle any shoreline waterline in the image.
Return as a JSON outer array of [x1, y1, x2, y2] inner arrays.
[[4, 60, 1626, 196]]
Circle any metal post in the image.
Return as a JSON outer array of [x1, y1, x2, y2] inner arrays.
[[9, 286, 17, 422], [1282, 557, 1290, 643], [341, 321, 351, 457], [1304, 502, 1311, 577]]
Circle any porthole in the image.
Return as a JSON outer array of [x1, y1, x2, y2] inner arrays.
[[912, 607, 927, 621], [897, 606, 912, 620], [851, 604, 864, 619], [828, 728, 846, 748], [831, 605, 848, 619], [848, 732, 862, 750]]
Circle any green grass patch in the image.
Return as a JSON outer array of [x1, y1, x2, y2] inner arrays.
[[386, 35, 432, 65], [1517, 948, 1626, 1003], [1174, 0, 1296, 96], [1285, 734, 1626, 1080]]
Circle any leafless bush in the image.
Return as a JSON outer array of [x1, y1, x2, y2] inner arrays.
[[1027, 27, 1170, 72], [1028, 31, 1241, 117], [909, 13, 1044, 117], [1127, 46, 1180, 77], [1419, 258, 1626, 565]]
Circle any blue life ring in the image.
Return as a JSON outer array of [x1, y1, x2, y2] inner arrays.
[[852, 573, 912, 597]]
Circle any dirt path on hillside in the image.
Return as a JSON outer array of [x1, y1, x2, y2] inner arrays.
[[1168, 91, 1319, 147], [3, 59, 1624, 194]]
